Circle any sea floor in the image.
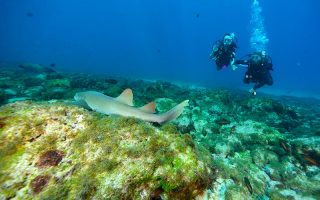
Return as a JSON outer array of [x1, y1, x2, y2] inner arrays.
[[0, 65, 319, 199], [244, 87, 320, 100]]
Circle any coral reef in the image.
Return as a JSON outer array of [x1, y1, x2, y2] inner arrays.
[[0, 101, 213, 199], [0, 66, 319, 199]]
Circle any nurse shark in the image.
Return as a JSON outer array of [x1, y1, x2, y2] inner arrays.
[[74, 89, 189, 124]]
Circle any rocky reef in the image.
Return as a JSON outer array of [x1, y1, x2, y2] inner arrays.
[[0, 101, 213, 199], [171, 90, 320, 199], [0, 65, 320, 199]]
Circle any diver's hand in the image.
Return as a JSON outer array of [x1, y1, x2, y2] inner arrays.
[[209, 52, 217, 60], [212, 45, 218, 51], [230, 59, 237, 70], [231, 64, 238, 71], [209, 53, 214, 59]]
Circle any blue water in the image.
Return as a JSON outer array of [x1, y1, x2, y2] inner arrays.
[[1, 0, 319, 94]]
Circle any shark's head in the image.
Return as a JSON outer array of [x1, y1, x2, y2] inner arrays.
[[74, 92, 85, 102], [74, 91, 110, 113], [74, 92, 90, 108]]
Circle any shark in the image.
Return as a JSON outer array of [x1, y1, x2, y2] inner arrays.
[[19, 63, 55, 73], [74, 89, 189, 124]]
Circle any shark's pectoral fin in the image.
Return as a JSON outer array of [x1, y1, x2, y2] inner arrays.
[[116, 88, 133, 106], [139, 101, 156, 113]]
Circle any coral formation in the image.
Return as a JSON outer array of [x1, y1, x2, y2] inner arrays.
[[0, 101, 213, 199], [0, 66, 319, 199]]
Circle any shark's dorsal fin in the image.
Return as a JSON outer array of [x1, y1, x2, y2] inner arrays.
[[139, 102, 156, 113], [116, 88, 133, 106]]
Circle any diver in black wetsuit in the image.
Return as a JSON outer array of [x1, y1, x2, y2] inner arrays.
[[209, 33, 238, 71], [234, 51, 273, 95]]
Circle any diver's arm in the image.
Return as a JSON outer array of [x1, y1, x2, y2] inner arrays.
[[209, 50, 216, 59], [209, 41, 221, 59], [234, 60, 249, 66]]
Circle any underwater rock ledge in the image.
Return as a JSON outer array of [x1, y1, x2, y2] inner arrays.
[[0, 101, 214, 199]]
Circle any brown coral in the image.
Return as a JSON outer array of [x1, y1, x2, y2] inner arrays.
[[0, 116, 7, 128], [31, 175, 50, 194], [36, 150, 64, 167]]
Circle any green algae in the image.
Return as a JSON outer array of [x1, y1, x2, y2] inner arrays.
[[160, 123, 180, 135], [0, 101, 213, 199], [212, 150, 268, 196], [46, 79, 70, 88], [0, 181, 26, 200], [0, 147, 25, 185], [37, 183, 70, 200], [225, 184, 249, 200], [33, 134, 58, 153], [268, 190, 295, 200], [1, 67, 320, 199]]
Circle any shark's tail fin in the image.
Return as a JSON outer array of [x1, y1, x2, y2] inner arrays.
[[159, 100, 189, 124]]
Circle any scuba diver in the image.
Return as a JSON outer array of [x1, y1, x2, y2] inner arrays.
[[209, 33, 238, 71], [234, 51, 273, 95]]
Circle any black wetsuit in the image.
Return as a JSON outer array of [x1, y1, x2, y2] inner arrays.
[[211, 41, 237, 70], [235, 56, 273, 90]]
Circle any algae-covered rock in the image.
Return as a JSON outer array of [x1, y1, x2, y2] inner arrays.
[[237, 97, 301, 132], [23, 77, 44, 87], [234, 120, 285, 146], [46, 79, 71, 88], [24, 86, 44, 98], [0, 101, 213, 199], [251, 146, 279, 168], [155, 98, 177, 113], [212, 151, 268, 196]]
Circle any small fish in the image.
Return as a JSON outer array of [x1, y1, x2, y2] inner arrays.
[[302, 151, 320, 167], [50, 63, 56, 67], [214, 118, 230, 126], [244, 177, 253, 194], [225, 152, 231, 158], [196, 13, 200, 18], [230, 175, 239, 183], [303, 156, 318, 166], [230, 125, 236, 133], [280, 141, 291, 153]]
